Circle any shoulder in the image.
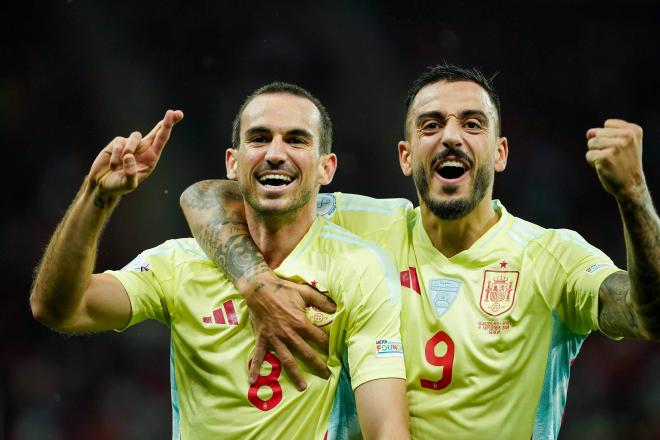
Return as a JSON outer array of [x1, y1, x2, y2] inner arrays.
[[315, 219, 398, 283], [323, 192, 413, 218], [121, 238, 212, 272]]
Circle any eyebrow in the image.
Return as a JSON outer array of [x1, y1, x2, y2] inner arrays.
[[243, 126, 314, 139], [415, 109, 490, 125]]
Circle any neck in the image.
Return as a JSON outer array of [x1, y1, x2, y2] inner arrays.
[[245, 202, 317, 269], [420, 195, 500, 258]]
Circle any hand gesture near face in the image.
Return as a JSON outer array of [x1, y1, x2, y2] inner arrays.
[[586, 119, 646, 202], [89, 109, 184, 197]]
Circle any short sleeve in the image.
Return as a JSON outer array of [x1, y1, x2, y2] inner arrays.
[[105, 240, 179, 330], [343, 256, 406, 389], [544, 230, 620, 335]]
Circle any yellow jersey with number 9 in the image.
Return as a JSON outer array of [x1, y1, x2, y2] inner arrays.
[[321, 193, 619, 440]]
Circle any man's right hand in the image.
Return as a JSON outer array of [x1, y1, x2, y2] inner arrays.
[[240, 271, 337, 391], [89, 109, 183, 198]]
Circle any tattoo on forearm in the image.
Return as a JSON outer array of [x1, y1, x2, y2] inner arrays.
[[224, 235, 269, 283], [618, 191, 660, 338], [94, 195, 107, 209], [184, 181, 268, 284], [599, 272, 641, 338]]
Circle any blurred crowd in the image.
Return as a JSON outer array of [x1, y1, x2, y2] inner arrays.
[[3, 1, 660, 438]]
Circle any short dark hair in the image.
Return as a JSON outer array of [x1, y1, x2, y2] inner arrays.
[[231, 82, 333, 154], [404, 64, 501, 138]]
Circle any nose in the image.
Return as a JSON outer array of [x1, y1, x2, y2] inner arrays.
[[264, 136, 287, 166], [441, 116, 462, 150]]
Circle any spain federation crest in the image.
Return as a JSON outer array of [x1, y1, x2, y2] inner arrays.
[[479, 270, 519, 317]]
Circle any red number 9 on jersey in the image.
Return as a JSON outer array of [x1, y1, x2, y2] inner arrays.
[[420, 331, 455, 391]]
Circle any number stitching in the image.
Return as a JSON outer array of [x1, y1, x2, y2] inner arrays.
[[420, 331, 455, 391], [247, 353, 283, 411]]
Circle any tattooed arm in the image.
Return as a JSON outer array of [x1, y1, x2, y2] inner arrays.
[[180, 180, 336, 390], [587, 120, 660, 340]]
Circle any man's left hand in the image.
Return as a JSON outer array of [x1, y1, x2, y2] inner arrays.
[[586, 119, 646, 203]]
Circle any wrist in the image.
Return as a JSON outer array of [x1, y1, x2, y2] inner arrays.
[[83, 177, 121, 211], [616, 177, 649, 208], [235, 264, 274, 300]]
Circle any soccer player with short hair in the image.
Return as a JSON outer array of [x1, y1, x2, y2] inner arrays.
[[180, 65, 660, 439], [30, 83, 409, 439]]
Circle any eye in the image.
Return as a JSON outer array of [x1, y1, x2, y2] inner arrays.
[[419, 120, 442, 134], [249, 135, 268, 144], [287, 136, 311, 147], [464, 120, 483, 131]]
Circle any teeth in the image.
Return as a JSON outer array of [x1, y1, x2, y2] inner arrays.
[[440, 160, 465, 169], [258, 174, 292, 183]]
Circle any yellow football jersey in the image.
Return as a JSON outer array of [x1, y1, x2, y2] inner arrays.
[[320, 193, 620, 440], [107, 216, 405, 440]]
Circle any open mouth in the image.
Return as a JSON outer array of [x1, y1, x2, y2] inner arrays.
[[257, 173, 295, 188], [435, 159, 469, 180]]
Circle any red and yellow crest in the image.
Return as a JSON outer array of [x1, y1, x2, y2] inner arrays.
[[479, 270, 519, 317]]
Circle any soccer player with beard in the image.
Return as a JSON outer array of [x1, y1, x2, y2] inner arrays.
[[180, 65, 660, 439], [30, 84, 410, 439]]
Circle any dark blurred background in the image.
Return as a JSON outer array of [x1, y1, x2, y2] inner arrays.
[[3, 1, 660, 438]]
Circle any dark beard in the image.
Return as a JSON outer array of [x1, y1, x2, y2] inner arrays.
[[414, 163, 491, 220]]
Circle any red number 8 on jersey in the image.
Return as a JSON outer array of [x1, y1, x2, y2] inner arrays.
[[248, 353, 283, 411]]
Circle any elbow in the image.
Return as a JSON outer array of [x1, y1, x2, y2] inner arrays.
[[29, 289, 70, 331]]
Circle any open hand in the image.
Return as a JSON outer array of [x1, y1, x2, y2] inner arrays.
[[89, 109, 184, 197]]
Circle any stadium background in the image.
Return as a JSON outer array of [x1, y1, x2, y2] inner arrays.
[[3, 1, 660, 438]]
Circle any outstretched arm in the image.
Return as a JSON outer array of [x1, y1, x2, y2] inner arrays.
[[180, 180, 336, 390], [587, 119, 660, 339], [30, 110, 183, 333]]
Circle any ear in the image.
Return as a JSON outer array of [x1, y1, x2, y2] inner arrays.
[[398, 140, 413, 176], [494, 137, 508, 172], [317, 153, 338, 186], [225, 148, 238, 180]]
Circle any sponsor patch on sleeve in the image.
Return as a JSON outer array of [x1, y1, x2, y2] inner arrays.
[[585, 263, 613, 275], [375, 339, 403, 358]]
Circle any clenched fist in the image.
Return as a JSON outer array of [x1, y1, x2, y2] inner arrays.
[[89, 109, 184, 198], [586, 119, 646, 203]]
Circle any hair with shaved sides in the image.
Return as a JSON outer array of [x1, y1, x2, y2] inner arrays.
[[404, 63, 502, 138], [232, 82, 333, 155]]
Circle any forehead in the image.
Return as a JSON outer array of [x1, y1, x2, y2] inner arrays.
[[410, 80, 496, 121], [241, 93, 321, 136]]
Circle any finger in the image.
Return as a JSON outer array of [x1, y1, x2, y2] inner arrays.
[[587, 136, 624, 150], [587, 128, 631, 140], [271, 340, 307, 391], [604, 119, 629, 128], [110, 137, 126, 170], [122, 153, 138, 190], [143, 109, 184, 152], [151, 109, 184, 156], [300, 287, 337, 314], [298, 322, 330, 353], [248, 337, 268, 385], [123, 131, 142, 156], [585, 149, 607, 167], [287, 332, 330, 380]]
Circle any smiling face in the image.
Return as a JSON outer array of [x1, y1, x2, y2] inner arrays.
[[399, 80, 508, 220], [226, 93, 336, 221]]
